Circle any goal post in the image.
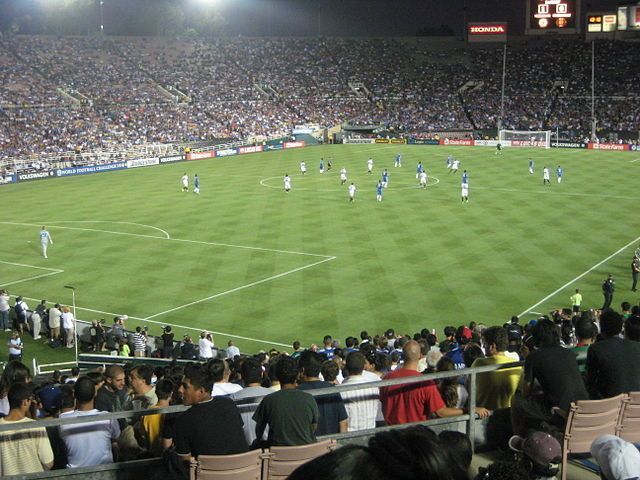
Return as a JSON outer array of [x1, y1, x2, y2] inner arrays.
[[498, 130, 551, 149]]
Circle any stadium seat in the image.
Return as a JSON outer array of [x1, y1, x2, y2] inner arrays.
[[561, 394, 626, 480], [263, 439, 338, 479], [619, 392, 640, 444], [190, 449, 265, 480]]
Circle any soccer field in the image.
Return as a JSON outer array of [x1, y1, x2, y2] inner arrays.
[[1, 144, 638, 357]]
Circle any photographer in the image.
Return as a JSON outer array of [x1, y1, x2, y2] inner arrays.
[[198, 331, 215, 361], [90, 320, 107, 352], [160, 326, 174, 359]]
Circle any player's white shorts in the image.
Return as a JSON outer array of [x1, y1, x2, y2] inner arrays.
[[301, 167, 306, 173], [382, 181, 388, 188], [340, 174, 347, 181], [284, 181, 291, 190], [182, 180, 188, 188], [461, 186, 469, 197], [420, 178, 427, 185]]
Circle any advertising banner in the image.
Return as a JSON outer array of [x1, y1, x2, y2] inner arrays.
[[265, 144, 284, 151], [238, 145, 264, 154], [473, 140, 501, 147], [631, 145, 640, 152], [17, 170, 56, 182], [408, 139, 440, 145], [374, 138, 390, 144], [511, 140, 549, 148], [283, 141, 305, 149], [390, 138, 407, 144], [56, 162, 127, 177], [1, 173, 16, 184], [187, 151, 216, 161], [440, 138, 474, 146], [344, 139, 375, 144], [216, 148, 238, 157], [551, 142, 587, 149], [468, 22, 508, 42], [127, 157, 160, 169], [159, 155, 185, 164], [588, 143, 629, 151]]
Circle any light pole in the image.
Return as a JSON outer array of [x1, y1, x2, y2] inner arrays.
[[65, 285, 78, 365], [100, 1, 104, 36]]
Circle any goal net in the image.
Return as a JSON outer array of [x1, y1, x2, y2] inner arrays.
[[498, 130, 551, 149]]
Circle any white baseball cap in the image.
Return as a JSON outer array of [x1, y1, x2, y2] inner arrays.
[[591, 435, 640, 480]]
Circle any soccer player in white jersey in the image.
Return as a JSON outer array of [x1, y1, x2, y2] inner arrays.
[[193, 174, 200, 194], [450, 159, 460, 174], [543, 166, 550, 185], [40, 226, 53, 258], [419, 171, 428, 188], [300, 161, 307, 175], [367, 158, 374, 174], [348, 182, 357, 202], [181, 173, 188, 192], [283, 174, 291, 192], [340, 167, 348, 185]]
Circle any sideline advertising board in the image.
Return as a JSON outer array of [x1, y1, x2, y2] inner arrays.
[[159, 155, 185, 164], [56, 162, 127, 177], [588, 143, 629, 151], [127, 157, 160, 169], [186, 150, 216, 161], [17, 170, 57, 182]]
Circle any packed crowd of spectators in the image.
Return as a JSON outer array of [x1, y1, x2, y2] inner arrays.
[[2, 287, 640, 478], [0, 35, 638, 160]]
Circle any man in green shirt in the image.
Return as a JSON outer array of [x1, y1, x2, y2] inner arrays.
[[472, 326, 522, 410], [570, 288, 582, 314], [253, 356, 319, 446]]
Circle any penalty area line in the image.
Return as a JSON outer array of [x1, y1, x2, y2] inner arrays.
[[518, 234, 640, 317], [144, 256, 337, 322]]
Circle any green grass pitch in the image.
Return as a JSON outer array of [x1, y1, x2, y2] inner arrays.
[[1, 144, 638, 366]]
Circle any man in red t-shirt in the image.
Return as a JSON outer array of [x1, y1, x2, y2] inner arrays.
[[380, 340, 489, 425]]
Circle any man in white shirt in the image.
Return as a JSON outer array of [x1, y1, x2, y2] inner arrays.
[[59, 377, 121, 468], [48, 304, 62, 342], [39, 226, 53, 258], [226, 340, 240, 359], [348, 182, 357, 202], [0, 289, 10, 331], [340, 351, 381, 432], [198, 331, 215, 361], [181, 173, 189, 192]]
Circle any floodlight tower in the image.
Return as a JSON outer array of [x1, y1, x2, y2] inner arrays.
[[100, 0, 104, 36]]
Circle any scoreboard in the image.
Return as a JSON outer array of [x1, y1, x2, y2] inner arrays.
[[526, 0, 580, 34]]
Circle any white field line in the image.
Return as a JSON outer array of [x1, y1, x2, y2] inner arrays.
[[0, 222, 331, 258], [0, 260, 64, 288], [52, 221, 170, 239], [144, 256, 337, 321], [21, 297, 290, 347], [518, 234, 640, 317]]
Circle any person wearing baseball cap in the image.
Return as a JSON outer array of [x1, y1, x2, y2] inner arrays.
[[509, 431, 562, 479], [591, 435, 640, 480]]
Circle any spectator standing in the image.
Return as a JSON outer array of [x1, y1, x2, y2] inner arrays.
[[48, 304, 62, 342], [14, 297, 29, 335], [472, 326, 522, 410], [253, 356, 319, 446], [602, 274, 615, 310], [226, 340, 240, 359], [8, 331, 24, 361], [632, 256, 640, 292], [340, 351, 381, 432], [198, 331, 215, 361], [570, 288, 583, 313], [61, 307, 75, 348], [0, 382, 54, 475], [0, 289, 10, 331], [175, 363, 247, 465], [59, 377, 121, 468], [132, 327, 147, 357], [180, 335, 195, 360], [95, 365, 128, 413], [160, 326, 174, 358], [30, 307, 42, 340], [586, 311, 640, 399], [297, 351, 348, 435]]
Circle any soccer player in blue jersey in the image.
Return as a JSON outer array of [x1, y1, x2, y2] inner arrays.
[[461, 170, 469, 203], [556, 165, 563, 183], [416, 161, 423, 179], [528, 159, 534, 174], [495, 142, 502, 155], [194, 174, 200, 194], [447, 155, 453, 169], [394, 153, 402, 167], [376, 180, 383, 202], [40, 226, 53, 258], [382, 169, 389, 188]]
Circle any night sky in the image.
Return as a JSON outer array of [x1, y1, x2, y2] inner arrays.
[[0, 0, 628, 36]]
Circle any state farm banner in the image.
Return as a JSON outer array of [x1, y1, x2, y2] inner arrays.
[[186, 150, 216, 160], [588, 143, 630, 151], [238, 145, 264, 154], [284, 141, 305, 149], [468, 22, 508, 43], [440, 138, 474, 146]]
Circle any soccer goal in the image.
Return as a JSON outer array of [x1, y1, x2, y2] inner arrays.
[[498, 130, 551, 149]]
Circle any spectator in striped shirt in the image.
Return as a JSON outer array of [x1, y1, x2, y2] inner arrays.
[[340, 351, 381, 431], [132, 326, 147, 357], [0, 382, 54, 475]]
